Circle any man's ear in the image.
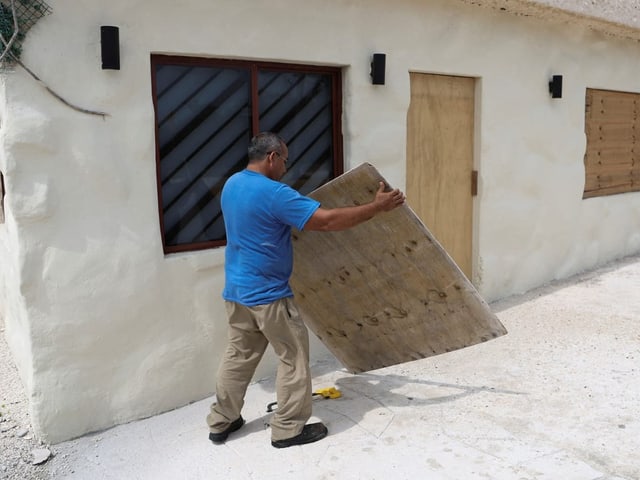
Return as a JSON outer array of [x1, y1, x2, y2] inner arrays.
[[263, 152, 275, 175]]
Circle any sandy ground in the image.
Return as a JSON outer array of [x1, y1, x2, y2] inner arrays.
[[0, 328, 50, 479], [1, 252, 639, 479]]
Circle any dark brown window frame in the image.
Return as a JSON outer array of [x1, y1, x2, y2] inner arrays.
[[0, 170, 5, 224], [151, 55, 343, 254]]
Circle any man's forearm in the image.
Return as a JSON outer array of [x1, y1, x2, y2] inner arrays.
[[303, 182, 405, 232], [308, 202, 382, 231]]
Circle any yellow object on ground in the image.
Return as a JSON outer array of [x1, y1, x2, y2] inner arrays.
[[267, 387, 342, 412], [313, 387, 342, 399]]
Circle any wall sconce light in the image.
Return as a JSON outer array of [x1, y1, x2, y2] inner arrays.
[[101, 26, 120, 70], [370, 53, 386, 85], [549, 75, 562, 98]]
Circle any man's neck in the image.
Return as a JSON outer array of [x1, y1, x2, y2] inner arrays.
[[246, 160, 272, 179]]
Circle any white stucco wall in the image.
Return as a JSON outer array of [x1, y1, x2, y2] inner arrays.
[[0, 79, 36, 397], [1, 0, 639, 442]]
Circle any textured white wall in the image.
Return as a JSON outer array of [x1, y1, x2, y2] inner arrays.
[[0, 0, 639, 442]]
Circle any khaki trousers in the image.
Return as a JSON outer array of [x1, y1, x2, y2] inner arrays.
[[206, 297, 312, 441]]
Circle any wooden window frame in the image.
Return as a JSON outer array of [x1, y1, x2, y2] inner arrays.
[[0, 171, 5, 224], [150, 55, 343, 254], [584, 88, 640, 199]]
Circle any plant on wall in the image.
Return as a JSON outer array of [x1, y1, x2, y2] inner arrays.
[[0, 0, 50, 68], [0, 0, 107, 117]]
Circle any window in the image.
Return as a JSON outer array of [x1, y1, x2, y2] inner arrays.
[[584, 88, 640, 199], [151, 55, 343, 253]]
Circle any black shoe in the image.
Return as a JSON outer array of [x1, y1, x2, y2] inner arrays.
[[271, 422, 328, 449], [209, 416, 245, 444]]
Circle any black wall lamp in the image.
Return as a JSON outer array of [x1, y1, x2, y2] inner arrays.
[[101, 26, 120, 70], [549, 75, 562, 98], [370, 53, 386, 85]]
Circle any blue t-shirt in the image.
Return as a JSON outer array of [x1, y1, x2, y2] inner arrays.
[[221, 169, 321, 306]]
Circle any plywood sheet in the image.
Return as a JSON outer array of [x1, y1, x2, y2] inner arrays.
[[290, 163, 507, 374]]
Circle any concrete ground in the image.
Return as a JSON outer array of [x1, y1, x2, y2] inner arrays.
[[45, 254, 639, 480]]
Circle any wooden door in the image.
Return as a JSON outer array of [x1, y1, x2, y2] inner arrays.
[[406, 73, 475, 279]]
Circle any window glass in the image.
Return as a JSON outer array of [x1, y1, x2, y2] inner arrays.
[[152, 57, 342, 253], [155, 63, 252, 248], [258, 70, 335, 194]]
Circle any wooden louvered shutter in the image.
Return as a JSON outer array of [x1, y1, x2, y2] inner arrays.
[[584, 88, 640, 198]]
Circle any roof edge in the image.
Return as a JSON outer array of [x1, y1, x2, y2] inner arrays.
[[457, 0, 640, 42]]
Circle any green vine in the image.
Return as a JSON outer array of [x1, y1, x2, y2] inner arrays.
[[0, 3, 23, 62], [0, 0, 51, 68], [0, 0, 107, 117]]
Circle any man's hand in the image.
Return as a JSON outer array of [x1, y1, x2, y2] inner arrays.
[[374, 181, 406, 212]]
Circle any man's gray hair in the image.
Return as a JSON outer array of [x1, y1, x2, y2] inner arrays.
[[248, 132, 285, 161]]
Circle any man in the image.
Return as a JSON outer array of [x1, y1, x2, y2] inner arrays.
[[207, 132, 405, 448]]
